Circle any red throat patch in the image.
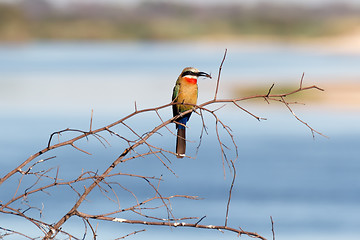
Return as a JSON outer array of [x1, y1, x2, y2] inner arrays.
[[184, 77, 197, 84]]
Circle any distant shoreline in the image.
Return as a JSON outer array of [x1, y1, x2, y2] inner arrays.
[[231, 80, 360, 112], [1, 30, 360, 55], [188, 27, 360, 55]]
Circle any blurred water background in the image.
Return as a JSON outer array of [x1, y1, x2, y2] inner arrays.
[[1, 0, 360, 240]]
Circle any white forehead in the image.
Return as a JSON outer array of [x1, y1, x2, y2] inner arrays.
[[183, 67, 199, 73]]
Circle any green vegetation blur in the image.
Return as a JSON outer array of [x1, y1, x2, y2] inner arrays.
[[1, 0, 360, 41]]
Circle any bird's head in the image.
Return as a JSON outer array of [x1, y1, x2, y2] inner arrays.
[[179, 67, 212, 84]]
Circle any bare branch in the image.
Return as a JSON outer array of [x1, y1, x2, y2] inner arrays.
[[0, 49, 326, 240], [76, 212, 267, 240]]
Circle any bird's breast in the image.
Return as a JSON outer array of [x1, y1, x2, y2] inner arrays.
[[177, 83, 198, 106]]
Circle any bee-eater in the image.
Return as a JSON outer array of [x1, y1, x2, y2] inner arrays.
[[172, 67, 211, 158]]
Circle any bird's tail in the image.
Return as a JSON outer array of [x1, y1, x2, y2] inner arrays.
[[176, 128, 186, 158]]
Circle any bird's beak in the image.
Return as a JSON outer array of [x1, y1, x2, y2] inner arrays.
[[197, 71, 212, 79]]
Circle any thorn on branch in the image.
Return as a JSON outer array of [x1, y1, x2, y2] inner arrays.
[[195, 216, 206, 226], [89, 109, 94, 132], [300, 72, 305, 89], [266, 83, 275, 97]]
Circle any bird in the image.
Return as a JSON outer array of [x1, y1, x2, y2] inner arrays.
[[172, 67, 211, 158]]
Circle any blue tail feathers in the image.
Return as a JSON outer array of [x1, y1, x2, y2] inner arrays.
[[177, 116, 189, 129]]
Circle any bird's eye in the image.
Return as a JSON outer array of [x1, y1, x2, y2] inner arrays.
[[181, 71, 196, 77]]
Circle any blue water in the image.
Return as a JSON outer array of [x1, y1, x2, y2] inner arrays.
[[0, 42, 360, 240], [1, 41, 359, 79]]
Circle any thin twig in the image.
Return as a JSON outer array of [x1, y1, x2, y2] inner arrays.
[[90, 109, 94, 132], [225, 160, 236, 226], [280, 96, 328, 138], [214, 48, 227, 100], [300, 72, 305, 89], [115, 229, 146, 240], [270, 216, 275, 240]]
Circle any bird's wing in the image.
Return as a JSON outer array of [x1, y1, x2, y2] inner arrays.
[[172, 82, 180, 117]]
